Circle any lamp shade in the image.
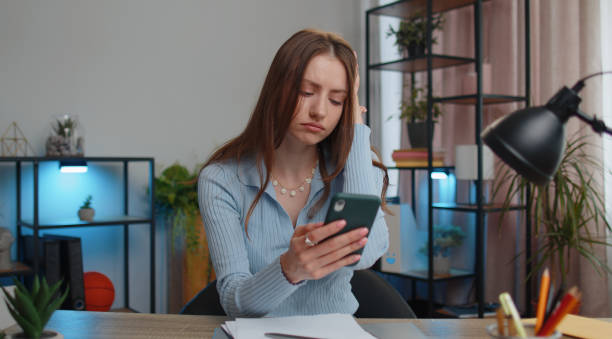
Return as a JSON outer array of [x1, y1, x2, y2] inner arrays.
[[481, 106, 565, 186]]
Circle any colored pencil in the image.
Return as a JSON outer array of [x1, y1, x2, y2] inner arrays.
[[496, 307, 505, 335], [538, 286, 581, 336], [535, 268, 550, 333]]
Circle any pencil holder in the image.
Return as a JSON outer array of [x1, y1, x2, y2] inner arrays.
[[486, 324, 561, 338]]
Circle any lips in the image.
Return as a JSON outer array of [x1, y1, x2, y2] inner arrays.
[[302, 122, 324, 132]]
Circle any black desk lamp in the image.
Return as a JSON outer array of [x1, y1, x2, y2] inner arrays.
[[481, 71, 612, 185]]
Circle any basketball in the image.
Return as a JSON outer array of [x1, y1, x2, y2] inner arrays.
[[83, 271, 115, 311]]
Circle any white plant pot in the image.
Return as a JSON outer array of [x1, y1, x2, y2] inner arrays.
[[78, 208, 95, 222], [433, 254, 451, 275]]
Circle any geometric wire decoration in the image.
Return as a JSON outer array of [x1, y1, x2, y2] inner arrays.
[[0, 121, 36, 157]]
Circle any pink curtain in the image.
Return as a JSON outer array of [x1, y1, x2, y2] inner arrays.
[[400, 0, 609, 316]]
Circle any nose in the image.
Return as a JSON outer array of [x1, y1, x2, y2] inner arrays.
[[309, 95, 327, 120]]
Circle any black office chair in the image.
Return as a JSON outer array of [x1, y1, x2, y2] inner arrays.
[[180, 280, 226, 315], [351, 269, 416, 318], [180, 269, 415, 318]]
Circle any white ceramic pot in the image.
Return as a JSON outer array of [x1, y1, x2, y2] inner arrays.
[[433, 254, 451, 276], [78, 208, 95, 222]]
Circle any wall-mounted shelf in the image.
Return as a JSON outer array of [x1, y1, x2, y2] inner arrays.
[[432, 202, 526, 213], [20, 216, 153, 229], [384, 268, 475, 282], [369, 54, 474, 73], [369, 0, 488, 18]]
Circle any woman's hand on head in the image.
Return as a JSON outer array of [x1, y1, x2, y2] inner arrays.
[[352, 51, 367, 125], [279, 220, 369, 284]]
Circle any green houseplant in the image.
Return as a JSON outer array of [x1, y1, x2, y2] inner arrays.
[[386, 12, 444, 57], [154, 163, 215, 308], [419, 225, 465, 275], [390, 86, 443, 148], [77, 195, 94, 222], [1, 275, 69, 339], [154, 164, 200, 251], [495, 134, 611, 285]]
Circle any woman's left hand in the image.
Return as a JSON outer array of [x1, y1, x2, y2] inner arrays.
[[353, 51, 366, 125]]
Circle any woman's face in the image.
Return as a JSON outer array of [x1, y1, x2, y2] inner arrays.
[[285, 53, 348, 147]]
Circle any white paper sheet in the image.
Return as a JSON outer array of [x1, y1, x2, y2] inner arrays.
[[222, 313, 376, 339]]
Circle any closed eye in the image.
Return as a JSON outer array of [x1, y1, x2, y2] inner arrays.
[[300, 91, 314, 97], [330, 99, 343, 106]]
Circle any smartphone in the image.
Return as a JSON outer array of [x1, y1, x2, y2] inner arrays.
[[323, 192, 381, 263]]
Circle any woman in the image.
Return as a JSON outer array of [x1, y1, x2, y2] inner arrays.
[[198, 29, 389, 317]]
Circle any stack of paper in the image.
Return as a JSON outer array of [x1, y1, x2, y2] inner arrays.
[[220, 313, 376, 339]]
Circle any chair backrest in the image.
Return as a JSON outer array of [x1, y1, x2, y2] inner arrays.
[[351, 269, 416, 318], [179, 280, 226, 316], [180, 270, 415, 318]]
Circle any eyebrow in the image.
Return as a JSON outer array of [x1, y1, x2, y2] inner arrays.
[[302, 79, 347, 94]]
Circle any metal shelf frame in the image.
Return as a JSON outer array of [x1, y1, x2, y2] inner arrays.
[[0, 156, 156, 313], [366, 0, 531, 317]]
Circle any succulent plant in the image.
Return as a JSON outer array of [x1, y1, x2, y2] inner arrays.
[[52, 116, 77, 138], [1, 276, 69, 339], [80, 195, 93, 209]]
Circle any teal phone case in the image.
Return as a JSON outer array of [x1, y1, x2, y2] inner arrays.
[[324, 193, 381, 263]]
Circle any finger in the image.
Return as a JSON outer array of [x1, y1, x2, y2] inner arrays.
[[314, 237, 367, 267], [294, 222, 324, 237], [304, 219, 347, 244], [313, 227, 369, 256], [311, 254, 362, 280]]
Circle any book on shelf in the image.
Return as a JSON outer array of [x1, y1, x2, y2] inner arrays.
[[392, 149, 445, 163], [392, 148, 445, 157], [44, 234, 86, 311], [394, 160, 445, 168]]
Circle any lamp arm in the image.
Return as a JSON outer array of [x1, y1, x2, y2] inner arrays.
[[574, 109, 612, 136]]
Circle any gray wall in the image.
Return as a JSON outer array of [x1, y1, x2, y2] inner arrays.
[[0, 0, 362, 313]]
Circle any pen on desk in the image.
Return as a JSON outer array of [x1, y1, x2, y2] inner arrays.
[[534, 267, 550, 333], [499, 292, 527, 338], [264, 332, 327, 339], [495, 307, 505, 335], [538, 286, 581, 336]]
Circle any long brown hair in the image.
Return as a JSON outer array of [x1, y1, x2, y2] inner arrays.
[[200, 29, 389, 233]]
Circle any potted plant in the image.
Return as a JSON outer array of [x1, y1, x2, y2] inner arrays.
[[386, 12, 444, 57], [1, 275, 69, 339], [154, 163, 215, 308], [495, 134, 612, 286], [390, 86, 443, 148], [45, 114, 83, 157], [419, 225, 466, 275], [77, 195, 94, 222]]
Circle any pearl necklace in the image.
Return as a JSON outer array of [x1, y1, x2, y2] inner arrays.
[[271, 162, 318, 198]]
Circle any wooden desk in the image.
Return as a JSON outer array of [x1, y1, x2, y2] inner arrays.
[[43, 310, 563, 338]]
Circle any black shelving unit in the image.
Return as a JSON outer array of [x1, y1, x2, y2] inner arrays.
[[0, 156, 156, 313], [366, 0, 530, 318]]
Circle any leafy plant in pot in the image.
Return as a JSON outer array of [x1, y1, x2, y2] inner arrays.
[[419, 225, 465, 275], [1, 275, 69, 339], [495, 134, 612, 287], [386, 12, 444, 58], [77, 195, 94, 222], [389, 86, 443, 149], [154, 163, 215, 305]]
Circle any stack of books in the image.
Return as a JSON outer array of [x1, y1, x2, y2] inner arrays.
[[392, 149, 445, 167]]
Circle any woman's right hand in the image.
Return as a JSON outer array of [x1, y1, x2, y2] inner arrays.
[[280, 220, 369, 284]]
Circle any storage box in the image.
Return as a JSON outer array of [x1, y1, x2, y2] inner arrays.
[[380, 204, 425, 274]]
